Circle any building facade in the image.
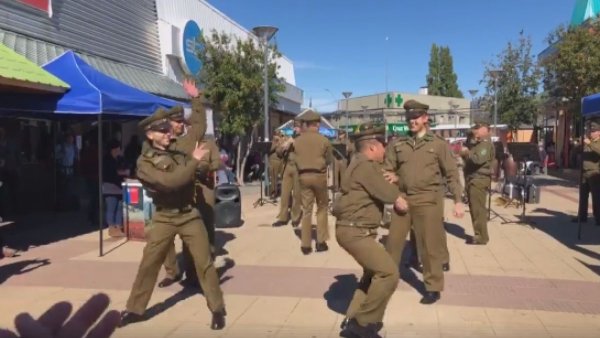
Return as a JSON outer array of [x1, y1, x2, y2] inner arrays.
[[326, 91, 472, 137]]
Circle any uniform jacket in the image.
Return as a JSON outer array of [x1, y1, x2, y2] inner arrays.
[[293, 130, 333, 173]]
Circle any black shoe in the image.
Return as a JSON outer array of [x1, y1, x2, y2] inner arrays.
[[342, 319, 382, 338], [315, 242, 329, 252], [420, 291, 441, 305], [272, 220, 288, 227], [211, 310, 226, 330], [301, 246, 312, 255], [442, 262, 450, 272], [157, 274, 182, 288], [118, 311, 144, 327], [466, 237, 486, 245]]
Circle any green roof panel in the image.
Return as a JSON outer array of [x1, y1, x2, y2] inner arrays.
[[0, 42, 69, 91], [571, 0, 600, 26]]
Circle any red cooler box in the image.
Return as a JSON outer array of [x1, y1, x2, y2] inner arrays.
[[122, 179, 155, 241]]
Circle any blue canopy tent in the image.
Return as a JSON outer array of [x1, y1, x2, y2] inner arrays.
[[0, 51, 189, 256]]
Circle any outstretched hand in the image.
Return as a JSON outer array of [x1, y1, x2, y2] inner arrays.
[[0, 293, 120, 338], [183, 78, 201, 98], [192, 142, 209, 161]]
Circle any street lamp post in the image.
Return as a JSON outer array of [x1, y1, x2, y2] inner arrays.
[[468, 89, 479, 125], [252, 25, 278, 198], [489, 70, 503, 137], [342, 91, 352, 132]]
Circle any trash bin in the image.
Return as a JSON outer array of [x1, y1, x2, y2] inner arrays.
[[122, 179, 154, 241]]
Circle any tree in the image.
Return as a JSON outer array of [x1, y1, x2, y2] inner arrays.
[[426, 44, 463, 98], [198, 31, 285, 183], [426, 44, 442, 96], [482, 31, 542, 131], [439, 47, 463, 98], [542, 20, 600, 117]]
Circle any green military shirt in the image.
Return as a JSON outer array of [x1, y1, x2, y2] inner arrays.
[[333, 153, 400, 228], [269, 135, 283, 163], [136, 144, 199, 209], [277, 136, 296, 166], [383, 131, 462, 203], [196, 138, 220, 187], [463, 137, 495, 180], [583, 138, 600, 178], [293, 130, 333, 173]]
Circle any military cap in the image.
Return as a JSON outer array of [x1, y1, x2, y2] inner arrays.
[[298, 109, 321, 122], [166, 105, 185, 122], [404, 100, 429, 120], [352, 122, 385, 142], [139, 108, 171, 132], [590, 119, 600, 132], [471, 119, 491, 129]]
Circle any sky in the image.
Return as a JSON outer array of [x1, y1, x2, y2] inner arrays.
[[208, 0, 575, 112]]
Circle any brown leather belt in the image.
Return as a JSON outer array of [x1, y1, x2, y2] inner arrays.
[[336, 220, 379, 229], [298, 169, 326, 175]]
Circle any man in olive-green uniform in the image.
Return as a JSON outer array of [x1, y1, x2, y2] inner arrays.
[[272, 120, 302, 227], [334, 123, 408, 338], [573, 119, 600, 225], [332, 129, 350, 192], [119, 107, 226, 330], [460, 121, 495, 245], [156, 81, 207, 288], [383, 100, 464, 304], [294, 109, 333, 254], [268, 130, 284, 200]]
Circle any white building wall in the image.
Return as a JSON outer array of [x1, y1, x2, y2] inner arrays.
[[155, 0, 296, 85]]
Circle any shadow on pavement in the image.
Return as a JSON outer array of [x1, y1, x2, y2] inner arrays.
[[323, 274, 357, 315], [527, 208, 600, 272], [1, 211, 96, 252], [0, 258, 51, 284], [214, 230, 236, 257], [444, 222, 468, 241], [577, 258, 600, 277]]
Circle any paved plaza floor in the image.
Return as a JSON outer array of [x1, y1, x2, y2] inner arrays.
[[1, 176, 600, 337]]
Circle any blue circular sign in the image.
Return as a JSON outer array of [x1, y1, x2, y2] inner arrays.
[[182, 20, 203, 75]]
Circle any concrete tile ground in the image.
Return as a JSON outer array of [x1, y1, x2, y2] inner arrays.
[[1, 176, 600, 337]]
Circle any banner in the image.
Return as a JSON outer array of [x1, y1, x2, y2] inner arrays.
[[17, 0, 52, 17]]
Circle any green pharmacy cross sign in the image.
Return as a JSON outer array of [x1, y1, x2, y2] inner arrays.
[[384, 93, 404, 108]]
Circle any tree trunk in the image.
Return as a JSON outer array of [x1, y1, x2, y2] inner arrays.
[[236, 124, 258, 185], [236, 139, 243, 185]]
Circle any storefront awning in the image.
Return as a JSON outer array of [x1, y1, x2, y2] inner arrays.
[[0, 51, 186, 116], [0, 28, 187, 100], [0, 42, 69, 93], [583, 92, 600, 117]]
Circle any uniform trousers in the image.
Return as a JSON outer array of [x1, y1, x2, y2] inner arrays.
[[125, 208, 224, 315], [466, 177, 491, 244], [385, 192, 446, 291], [277, 163, 302, 223], [336, 226, 398, 326], [163, 182, 216, 279], [299, 172, 329, 247]]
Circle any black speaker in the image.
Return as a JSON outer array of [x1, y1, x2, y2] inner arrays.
[[214, 184, 242, 228]]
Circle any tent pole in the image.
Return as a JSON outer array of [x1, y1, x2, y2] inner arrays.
[[52, 121, 58, 211], [98, 115, 104, 257], [578, 99, 585, 241]]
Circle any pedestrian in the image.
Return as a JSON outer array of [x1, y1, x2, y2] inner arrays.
[[293, 109, 333, 254], [383, 100, 464, 304], [272, 120, 302, 227], [119, 106, 225, 330], [333, 122, 408, 338], [460, 121, 495, 244], [573, 119, 600, 225]]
